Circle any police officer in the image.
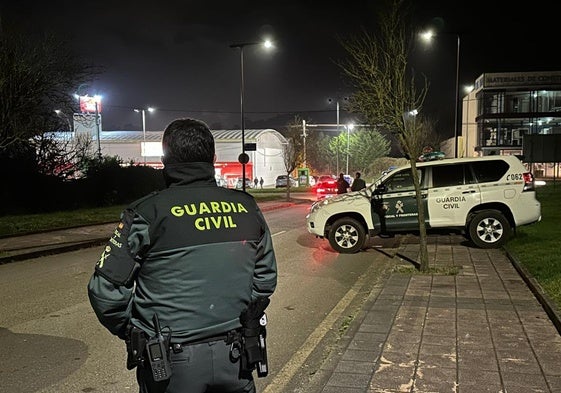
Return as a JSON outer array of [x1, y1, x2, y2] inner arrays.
[[350, 172, 366, 191], [87, 118, 278, 393], [336, 173, 350, 194]]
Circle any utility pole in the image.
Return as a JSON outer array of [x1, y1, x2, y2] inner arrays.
[[95, 101, 102, 160], [302, 119, 307, 168], [336, 100, 339, 173]]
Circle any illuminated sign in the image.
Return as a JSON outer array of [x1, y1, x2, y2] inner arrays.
[[480, 71, 561, 89], [79, 95, 102, 113], [244, 143, 257, 151]]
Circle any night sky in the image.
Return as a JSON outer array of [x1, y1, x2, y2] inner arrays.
[[2, 1, 559, 138]]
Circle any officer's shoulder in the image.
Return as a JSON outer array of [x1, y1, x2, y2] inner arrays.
[[127, 190, 161, 210]]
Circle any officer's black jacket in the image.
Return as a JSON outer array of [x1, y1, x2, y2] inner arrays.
[[87, 162, 277, 342]]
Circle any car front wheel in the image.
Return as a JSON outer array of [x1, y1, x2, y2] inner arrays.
[[467, 210, 511, 249], [328, 217, 366, 254]]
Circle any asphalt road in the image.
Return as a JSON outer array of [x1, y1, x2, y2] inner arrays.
[[0, 202, 396, 393]]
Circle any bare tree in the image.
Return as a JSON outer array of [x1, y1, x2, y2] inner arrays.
[[0, 19, 98, 160], [281, 139, 298, 201], [337, 0, 432, 271], [34, 132, 94, 179], [280, 116, 302, 201]]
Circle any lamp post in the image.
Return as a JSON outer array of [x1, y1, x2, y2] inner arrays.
[[230, 39, 273, 192], [336, 100, 340, 174], [345, 123, 354, 175], [134, 107, 155, 165], [454, 34, 460, 159], [328, 97, 349, 173], [420, 30, 461, 158]]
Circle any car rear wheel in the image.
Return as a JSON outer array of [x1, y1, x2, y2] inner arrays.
[[328, 217, 366, 254], [467, 210, 511, 249]]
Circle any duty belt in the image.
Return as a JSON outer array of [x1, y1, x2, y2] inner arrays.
[[172, 330, 241, 353]]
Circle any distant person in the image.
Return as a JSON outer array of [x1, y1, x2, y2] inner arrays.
[[336, 172, 350, 194], [254, 177, 259, 188], [351, 172, 366, 191], [259, 177, 264, 189]]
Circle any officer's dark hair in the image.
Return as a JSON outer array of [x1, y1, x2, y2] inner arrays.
[[161, 118, 215, 165], [355, 172, 361, 178]]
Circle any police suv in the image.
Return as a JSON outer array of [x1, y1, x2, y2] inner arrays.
[[306, 155, 542, 253]]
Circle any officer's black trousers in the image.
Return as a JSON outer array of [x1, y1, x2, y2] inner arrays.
[[137, 340, 255, 393]]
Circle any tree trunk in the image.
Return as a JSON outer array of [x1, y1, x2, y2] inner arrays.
[[410, 159, 429, 272]]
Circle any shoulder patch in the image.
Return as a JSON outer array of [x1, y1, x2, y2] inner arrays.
[[95, 209, 140, 287]]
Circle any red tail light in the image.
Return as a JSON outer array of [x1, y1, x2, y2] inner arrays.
[[523, 172, 535, 191]]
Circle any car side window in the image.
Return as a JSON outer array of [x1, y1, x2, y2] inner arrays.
[[471, 160, 509, 183], [384, 169, 422, 192], [432, 164, 467, 187]]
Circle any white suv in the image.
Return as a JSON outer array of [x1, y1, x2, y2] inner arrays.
[[306, 155, 541, 253]]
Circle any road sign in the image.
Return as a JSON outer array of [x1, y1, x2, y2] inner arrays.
[[238, 153, 250, 164], [244, 143, 256, 151]]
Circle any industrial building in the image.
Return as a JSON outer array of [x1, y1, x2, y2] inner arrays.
[[79, 128, 289, 188], [458, 70, 561, 177]]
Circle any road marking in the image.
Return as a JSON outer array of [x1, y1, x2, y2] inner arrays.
[[271, 231, 286, 237]]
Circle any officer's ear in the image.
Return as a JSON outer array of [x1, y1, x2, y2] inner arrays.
[[213, 154, 217, 164]]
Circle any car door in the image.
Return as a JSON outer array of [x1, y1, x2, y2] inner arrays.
[[373, 167, 425, 232], [426, 163, 481, 227]]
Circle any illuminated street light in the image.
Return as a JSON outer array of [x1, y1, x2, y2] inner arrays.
[[402, 109, 419, 133], [54, 109, 72, 132], [230, 39, 274, 191], [420, 29, 460, 158], [134, 107, 155, 165]]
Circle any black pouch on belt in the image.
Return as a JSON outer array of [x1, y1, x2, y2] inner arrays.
[[125, 324, 147, 370]]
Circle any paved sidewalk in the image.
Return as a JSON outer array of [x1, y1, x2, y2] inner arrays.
[[313, 234, 561, 393]]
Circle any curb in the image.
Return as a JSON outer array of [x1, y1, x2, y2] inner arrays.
[[0, 221, 118, 240], [0, 238, 109, 265]]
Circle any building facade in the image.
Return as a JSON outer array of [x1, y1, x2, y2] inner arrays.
[[459, 70, 561, 177], [87, 128, 288, 187]]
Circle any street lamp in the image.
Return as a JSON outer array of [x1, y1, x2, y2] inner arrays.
[[402, 109, 419, 131], [134, 107, 155, 165], [230, 39, 273, 192], [420, 29, 460, 158], [54, 110, 73, 132]]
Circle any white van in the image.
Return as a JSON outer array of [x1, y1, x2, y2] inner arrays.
[[306, 156, 542, 253]]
